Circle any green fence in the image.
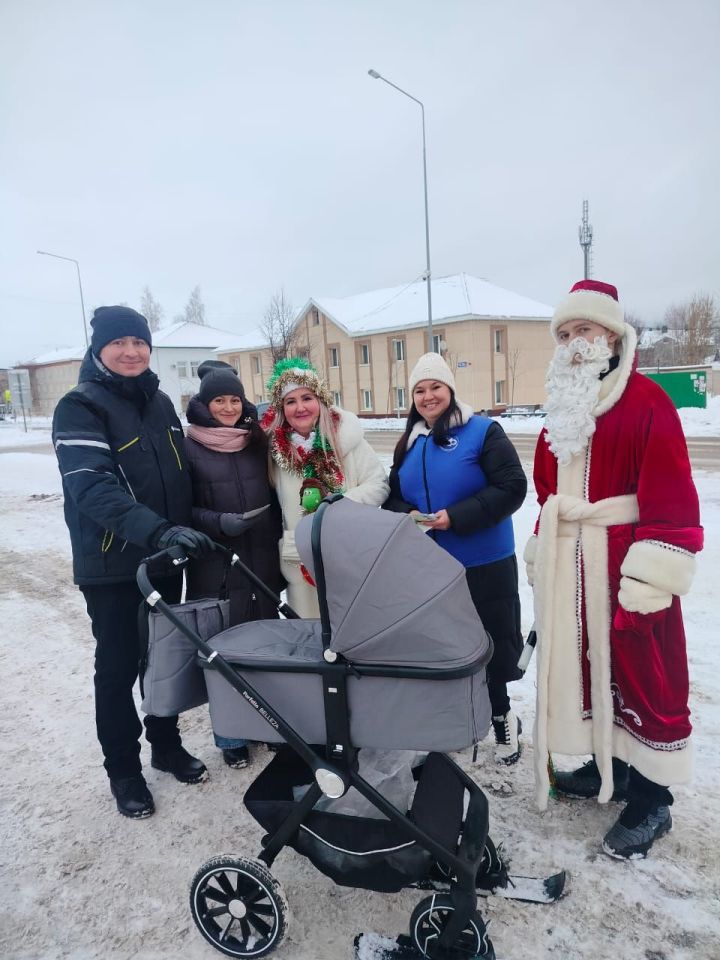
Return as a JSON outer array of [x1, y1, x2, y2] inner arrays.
[[644, 369, 707, 409]]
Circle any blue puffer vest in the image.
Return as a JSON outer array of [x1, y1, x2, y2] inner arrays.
[[397, 415, 515, 567]]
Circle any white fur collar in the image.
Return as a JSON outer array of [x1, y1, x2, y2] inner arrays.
[[594, 324, 637, 417], [406, 400, 475, 451]]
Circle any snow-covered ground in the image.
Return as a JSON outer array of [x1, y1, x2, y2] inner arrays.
[[1, 423, 719, 960]]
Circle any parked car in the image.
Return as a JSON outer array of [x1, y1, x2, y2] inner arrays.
[[499, 404, 545, 418]]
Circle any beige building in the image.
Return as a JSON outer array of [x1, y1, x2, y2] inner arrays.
[[219, 273, 555, 415], [12, 348, 85, 416]]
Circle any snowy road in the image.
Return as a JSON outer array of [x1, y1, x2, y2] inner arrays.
[[1, 440, 719, 960]]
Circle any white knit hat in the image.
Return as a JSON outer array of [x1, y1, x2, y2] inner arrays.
[[408, 352, 456, 395], [551, 279, 628, 341]]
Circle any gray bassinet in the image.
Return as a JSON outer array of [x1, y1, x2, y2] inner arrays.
[[201, 498, 493, 751]]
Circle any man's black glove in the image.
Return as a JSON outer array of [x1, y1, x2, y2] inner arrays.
[[219, 504, 270, 537], [155, 525, 217, 557]]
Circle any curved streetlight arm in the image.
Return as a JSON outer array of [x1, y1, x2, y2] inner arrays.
[[367, 69, 434, 351], [37, 250, 89, 348]]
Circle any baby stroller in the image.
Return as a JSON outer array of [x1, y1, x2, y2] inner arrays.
[[138, 496, 501, 959]]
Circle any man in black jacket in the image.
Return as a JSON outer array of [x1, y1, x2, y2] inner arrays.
[[53, 305, 216, 818]]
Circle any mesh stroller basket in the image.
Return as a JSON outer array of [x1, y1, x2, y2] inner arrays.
[[245, 750, 467, 893]]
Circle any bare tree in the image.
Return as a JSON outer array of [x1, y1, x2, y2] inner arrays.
[[664, 294, 716, 365], [507, 346, 523, 407], [140, 286, 164, 332], [260, 289, 301, 363], [182, 285, 206, 325]]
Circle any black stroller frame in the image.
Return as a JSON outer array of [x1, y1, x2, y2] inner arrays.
[[137, 497, 497, 960]]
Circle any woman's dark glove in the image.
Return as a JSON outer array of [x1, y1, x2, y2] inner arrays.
[[155, 525, 217, 557], [219, 504, 271, 536]]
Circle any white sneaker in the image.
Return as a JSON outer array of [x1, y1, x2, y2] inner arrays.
[[492, 711, 522, 765]]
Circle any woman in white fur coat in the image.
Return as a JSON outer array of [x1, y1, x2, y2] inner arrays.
[[261, 358, 389, 618]]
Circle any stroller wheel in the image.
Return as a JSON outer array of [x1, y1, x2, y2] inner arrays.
[[189, 855, 288, 958], [409, 894, 493, 959]]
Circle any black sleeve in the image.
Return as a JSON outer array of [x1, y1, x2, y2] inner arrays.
[[53, 395, 170, 549], [446, 422, 527, 534], [382, 464, 416, 513]]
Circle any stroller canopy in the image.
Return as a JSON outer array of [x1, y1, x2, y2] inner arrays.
[[295, 498, 490, 669]]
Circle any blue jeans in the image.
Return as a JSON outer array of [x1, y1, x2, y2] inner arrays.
[[214, 735, 247, 750]]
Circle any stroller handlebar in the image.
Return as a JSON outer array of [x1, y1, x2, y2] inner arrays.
[[137, 541, 300, 618]]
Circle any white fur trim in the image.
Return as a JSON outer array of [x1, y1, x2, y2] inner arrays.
[[593, 324, 637, 417], [280, 380, 303, 398], [617, 576, 672, 614], [621, 538, 697, 596], [612, 725, 693, 786], [551, 289, 625, 338], [408, 352, 456, 394], [523, 535, 538, 586], [532, 489, 640, 809]]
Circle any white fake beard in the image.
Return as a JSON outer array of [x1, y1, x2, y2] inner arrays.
[[543, 337, 612, 466]]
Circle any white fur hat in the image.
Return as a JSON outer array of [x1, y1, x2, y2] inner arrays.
[[409, 352, 456, 395], [551, 279, 627, 340]]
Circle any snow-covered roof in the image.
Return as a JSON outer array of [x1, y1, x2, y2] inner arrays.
[[212, 328, 267, 353], [20, 346, 85, 366], [153, 320, 255, 350], [637, 329, 678, 349], [299, 273, 554, 336]]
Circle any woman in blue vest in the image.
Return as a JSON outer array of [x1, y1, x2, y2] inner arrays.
[[383, 352, 527, 764]]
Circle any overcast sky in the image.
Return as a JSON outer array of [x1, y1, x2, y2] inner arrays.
[[1, 0, 718, 366]]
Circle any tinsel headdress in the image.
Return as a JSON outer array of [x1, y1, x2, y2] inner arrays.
[[266, 357, 334, 410]]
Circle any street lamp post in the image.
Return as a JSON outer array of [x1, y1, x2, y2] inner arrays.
[[368, 68, 435, 352], [37, 250, 88, 348]]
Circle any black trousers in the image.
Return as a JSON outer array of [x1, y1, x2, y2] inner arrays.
[[465, 555, 524, 717], [613, 758, 674, 806], [81, 577, 183, 780]]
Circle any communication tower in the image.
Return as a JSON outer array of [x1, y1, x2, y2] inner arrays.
[[578, 200, 593, 279]]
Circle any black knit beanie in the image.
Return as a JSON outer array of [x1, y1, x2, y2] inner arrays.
[[91, 306, 152, 356], [198, 363, 246, 406]]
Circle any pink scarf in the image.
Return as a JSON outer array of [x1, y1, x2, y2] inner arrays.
[[186, 424, 252, 452]]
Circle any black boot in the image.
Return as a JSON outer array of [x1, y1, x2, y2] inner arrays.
[[222, 745, 250, 769], [151, 746, 208, 784], [554, 757, 629, 801], [110, 775, 155, 818]]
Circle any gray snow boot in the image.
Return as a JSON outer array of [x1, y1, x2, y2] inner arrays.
[[602, 800, 672, 860]]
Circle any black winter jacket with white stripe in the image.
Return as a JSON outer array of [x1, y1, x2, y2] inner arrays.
[[52, 351, 192, 585]]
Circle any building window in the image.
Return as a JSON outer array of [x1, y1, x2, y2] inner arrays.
[[359, 343, 370, 365], [494, 329, 503, 354], [392, 339, 406, 361], [311, 308, 320, 326], [494, 380, 505, 405], [252, 354, 261, 374], [176, 361, 188, 378], [332, 390, 342, 406], [329, 346, 339, 368], [190, 361, 200, 378], [362, 389, 373, 411], [432, 334, 445, 354], [395, 387, 406, 410]]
